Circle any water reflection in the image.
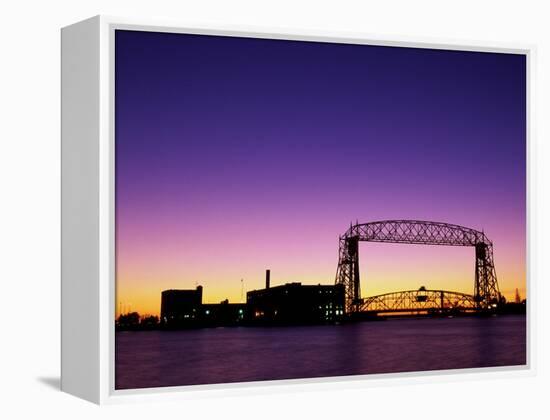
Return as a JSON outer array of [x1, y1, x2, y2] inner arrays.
[[115, 315, 526, 389]]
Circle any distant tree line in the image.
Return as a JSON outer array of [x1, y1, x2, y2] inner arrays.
[[116, 312, 159, 330]]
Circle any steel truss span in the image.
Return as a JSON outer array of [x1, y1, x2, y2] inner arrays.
[[335, 220, 500, 312], [361, 289, 476, 314]]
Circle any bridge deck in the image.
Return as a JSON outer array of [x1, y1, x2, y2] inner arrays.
[[358, 288, 478, 313]]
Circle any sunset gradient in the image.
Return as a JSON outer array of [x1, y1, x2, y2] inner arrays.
[[115, 30, 526, 317]]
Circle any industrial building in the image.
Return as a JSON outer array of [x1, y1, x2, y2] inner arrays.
[[246, 270, 345, 325], [202, 300, 247, 326], [160, 286, 203, 326], [160, 286, 247, 327], [160, 270, 345, 328]]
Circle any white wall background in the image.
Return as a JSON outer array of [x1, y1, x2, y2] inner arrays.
[[0, 0, 548, 418]]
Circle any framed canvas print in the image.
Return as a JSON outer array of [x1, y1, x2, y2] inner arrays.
[[61, 16, 533, 404]]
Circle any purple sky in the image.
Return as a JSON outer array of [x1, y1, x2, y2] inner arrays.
[[115, 30, 526, 316]]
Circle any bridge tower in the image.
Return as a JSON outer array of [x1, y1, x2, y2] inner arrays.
[[474, 242, 499, 308], [336, 235, 361, 312]]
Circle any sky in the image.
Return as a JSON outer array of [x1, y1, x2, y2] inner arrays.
[[115, 30, 526, 317]]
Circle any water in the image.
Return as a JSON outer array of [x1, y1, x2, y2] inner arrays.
[[115, 315, 526, 389]]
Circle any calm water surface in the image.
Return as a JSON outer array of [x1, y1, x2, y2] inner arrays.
[[115, 315, 526, 389]]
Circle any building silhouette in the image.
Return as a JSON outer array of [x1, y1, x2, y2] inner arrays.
[[202, 299, 247, 326], [160, 286, 203, 325], [159, 270, 345, 328], [247, 281, 345, 325]]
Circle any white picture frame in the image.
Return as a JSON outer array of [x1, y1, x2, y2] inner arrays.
[[61, 15, 535, 404]]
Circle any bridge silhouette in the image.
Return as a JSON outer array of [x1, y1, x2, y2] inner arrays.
[[335, 220, 500, 314]]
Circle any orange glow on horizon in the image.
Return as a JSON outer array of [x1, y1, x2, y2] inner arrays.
[[116, 241, 526, 318]]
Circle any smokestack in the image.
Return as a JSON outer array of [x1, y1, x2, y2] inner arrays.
[[266, 269, 270, 289]]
